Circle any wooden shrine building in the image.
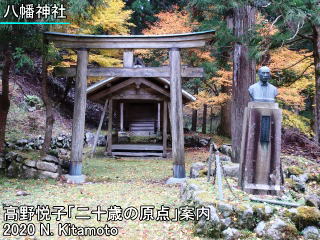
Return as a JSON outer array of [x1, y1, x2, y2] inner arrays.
[[86, 75, 196, 157], [44, 30, 214, 182]]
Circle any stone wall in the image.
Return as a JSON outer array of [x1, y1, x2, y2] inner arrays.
[[0, 152, 69, 180], [181, 179, 320, 240], [5, 133, 106, 152], [5, 133, 210, 152]]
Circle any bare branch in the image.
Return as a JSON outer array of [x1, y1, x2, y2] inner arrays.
[[287, 22, 301, 41], [282, 54, 313, 70], [271, 15, 282, 27], [201, 79, 219, 96], [261, 2, 271, 8], [297, 33, 314, 41], [286, 37, 304, 45], [294, 63, 314, 81]]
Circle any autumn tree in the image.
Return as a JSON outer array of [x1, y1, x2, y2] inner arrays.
[[264, 0, 320, 143], [57, 0, 134, 70], [141, 6, 223, 133], [36, 0, 134, 155], [188, 0, 261, 162]]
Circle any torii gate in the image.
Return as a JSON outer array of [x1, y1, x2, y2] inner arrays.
[[44, 30, 214, 183]]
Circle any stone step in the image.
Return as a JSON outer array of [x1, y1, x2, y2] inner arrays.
[[112, 152, 163, 157], [112, 144, 163, 151]]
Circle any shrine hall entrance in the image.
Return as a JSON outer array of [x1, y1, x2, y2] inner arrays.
[[86, 75, 196, 158], [112, 100, 165, 157], [124, 102, 158, 136]]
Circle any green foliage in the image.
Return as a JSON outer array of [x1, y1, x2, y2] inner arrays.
[[126, 0, 187, 33], [12, 47, 33, 73], [263, 0, 320, 51], [24, 95, 43, 108], [67, 0, 92, 19], [130, 0, 156, 33], [282, 110, 313, 137], [47, 43, 62, 66], [188, 0, 260, 68]]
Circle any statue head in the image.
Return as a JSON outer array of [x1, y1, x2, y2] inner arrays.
[[258, 66, 271, 85]]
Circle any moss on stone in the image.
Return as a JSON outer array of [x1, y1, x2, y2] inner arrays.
[[307, 173, 320, 183], [198, 169, 207, 177], [239, 229, 255, 239], [237, 204, 248, 212], [280, 223, 299, 240], [252, 203, 265, 211], [6, 160, 22, 178], [287, 166, 304, 176], [285, 178, 294, 185], [289, 206, 320, 230], [283, 210, 294, 219]]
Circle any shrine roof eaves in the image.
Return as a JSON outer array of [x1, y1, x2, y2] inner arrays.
[[87, 77, 196, 102]]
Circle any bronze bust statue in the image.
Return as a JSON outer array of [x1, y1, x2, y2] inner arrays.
[[248, 66, 278, 102]]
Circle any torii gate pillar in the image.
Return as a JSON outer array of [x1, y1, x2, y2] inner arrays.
[[66, 48, 88, 183], [169, 48, 186, 179]]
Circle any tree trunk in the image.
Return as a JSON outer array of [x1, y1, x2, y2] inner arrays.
[[202, 104, 207, 134], [191, 86, 198, 131], [231, 5, 256, 162], [40, 41, 55, 157], [217, 15, 233, 138], [218, 80, 232, 137], [313, 25, 320, 144], [0, 47, 12, 153], [191, 109, 197, 132], [219, 101, 232, 137]]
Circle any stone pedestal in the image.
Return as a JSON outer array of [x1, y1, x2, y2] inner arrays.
[[63, 174, 86, 184], [239, 102, 282, 195]]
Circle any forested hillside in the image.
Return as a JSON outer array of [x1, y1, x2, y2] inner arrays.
[[1, 0, 319, 151]]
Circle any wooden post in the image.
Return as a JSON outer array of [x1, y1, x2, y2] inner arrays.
[[123, 49, 133, 67], [157, 102, 161, 132], [70, 49, 88, 176], [163, 101, 168, 158], [207, 144, 214, 182], [168, 102, 172, 129], [215, 153, 224, 200], [91, 99, 108, 157], [169, 48, 185, 178], [202, 104, 207, 134], [107, 99, 113, 156], [120, 102, 124, 131]]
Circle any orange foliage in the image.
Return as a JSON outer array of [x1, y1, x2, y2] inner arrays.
[[138, 6, 213, 65], [187, 91, 230, 114], [267, 47, 314, 111], [188, 69, 232, 111], [209, 69, 232, 90], [269, 47, 314, 75], [142, 6, 196, 35], [256, 13, 278, 37], [277, 87, 306, 111]]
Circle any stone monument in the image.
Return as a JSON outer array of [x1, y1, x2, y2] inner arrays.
[[239, 66, 282, 195]]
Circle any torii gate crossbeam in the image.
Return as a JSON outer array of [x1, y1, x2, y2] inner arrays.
[[44, 30, 214, 183]]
